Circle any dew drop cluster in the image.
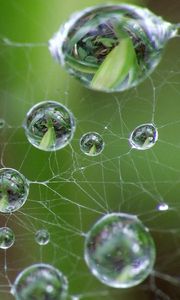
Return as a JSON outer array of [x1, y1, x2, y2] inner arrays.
[[0, 2, 177, 299]]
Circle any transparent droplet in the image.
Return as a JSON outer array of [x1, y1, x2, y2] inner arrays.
[[0, 118, 5, 129], [80, 132, 104, 156], [0, 227, 15, 249], [35, 229, 50, 246], [49, 4, 177, 93], [23, 101, 76, 152], [12, 263, 68, 300], [129, 123, 158, 150], [84, 213, 156, 288], [157, 203, 169, 211], [0, 168, 29, 213]]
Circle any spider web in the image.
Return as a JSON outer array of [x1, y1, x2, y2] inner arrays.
[[0, 0, 180, 299]]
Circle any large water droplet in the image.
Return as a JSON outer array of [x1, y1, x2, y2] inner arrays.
[[84, 213, 156, 288], [12, 263, 68, 300], [49, 4, 177, 93]]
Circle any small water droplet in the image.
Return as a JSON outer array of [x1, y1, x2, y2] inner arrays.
[[129, 123, 158, 150], [80, 132, 104, 156], [0, 227, 15, 249], [157, 203, 169, 211], [35, 229, 50, 246], [12, 263, 68, 300], [24, 101, 76, 152]]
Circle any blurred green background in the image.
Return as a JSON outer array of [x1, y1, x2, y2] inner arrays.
[[0, 0, 180, 299]]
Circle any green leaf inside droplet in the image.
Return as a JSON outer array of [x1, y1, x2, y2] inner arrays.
[[0, 193, 9, 210], [91, 37, 138, 91], [89, 144, 97, 155], [39, 126, 56, 151]]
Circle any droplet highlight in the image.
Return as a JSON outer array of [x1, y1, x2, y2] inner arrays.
[[157, 203, 169, 211]]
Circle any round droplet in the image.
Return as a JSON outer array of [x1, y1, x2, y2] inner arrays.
[[0, 168, 29, 213], [24, 101, 76, 152], [35, 229, 50, 246], [49, 4, 177, 93], [12, 263, 68, 300], [0, 118, 5, 129], [0, 227, 15, 249], [80, 132, 104, 156], [157, 203, 169, 211], [129, 123, 158, 150], [84, 213, 156, 288]]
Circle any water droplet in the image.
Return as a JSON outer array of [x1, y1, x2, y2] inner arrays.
[[80, 132, 104, 156], [24, 101, 76, 152], [0, 227, 15, 249], [49, 4, 177, 93], [0, 168, 29, 213], [0, 119, 5, 129], [157, 203, 169, 211], [129, 123, 158, 150], [84, 213, 156, 288], [35, 229, 50, 246], [12, 263, 68, 300]]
